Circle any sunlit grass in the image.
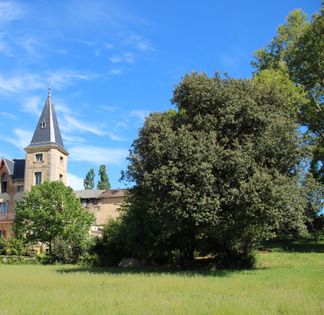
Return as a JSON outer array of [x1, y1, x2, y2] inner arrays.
[[0, 252, 323, 315]]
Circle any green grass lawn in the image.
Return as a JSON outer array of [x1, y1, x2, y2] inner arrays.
[[0, 252, 323, 315]]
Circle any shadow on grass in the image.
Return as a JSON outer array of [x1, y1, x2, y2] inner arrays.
[[56, 265, 250, 277], [262, 236, 324, 253]]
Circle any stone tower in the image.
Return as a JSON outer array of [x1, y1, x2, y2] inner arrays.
[[24, 89, 68, 191]]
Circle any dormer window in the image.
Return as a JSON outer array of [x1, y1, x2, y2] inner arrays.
[[40, 120, 47, 128]]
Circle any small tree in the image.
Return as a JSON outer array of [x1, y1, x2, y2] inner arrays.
[[14, 181, 94, 256], [97, 165, 111, 190], [84, 169, 95, 190]]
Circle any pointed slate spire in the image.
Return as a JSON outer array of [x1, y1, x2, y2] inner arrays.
[[27, 89, 67, 153]]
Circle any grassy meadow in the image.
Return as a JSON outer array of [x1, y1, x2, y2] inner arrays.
[[0, 250, 323, 315]]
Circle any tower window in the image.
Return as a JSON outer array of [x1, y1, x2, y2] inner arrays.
[[40, 120, 47, 128], [35, 153, 43, 162], [60, 156, 64, 164], [35, 172, 42, 185], [1, 173, 7, 193], [59, 174, 63, 181]]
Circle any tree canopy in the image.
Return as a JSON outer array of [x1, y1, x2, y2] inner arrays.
[[252, 7, 324, 183], [112, 71, 310, 268], [14, 181, 94, 254]]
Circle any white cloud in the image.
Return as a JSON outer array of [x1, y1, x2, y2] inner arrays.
[[18, 35, 39, 55], [97, 105, 119, 112], [129, 109, 150, 122], [5, 128, 33, 149], [0, 73, 43, 92], [105, 43, 114, 50], [53, 100, 72, 114], [62, 134, 86, 145], [62, 114, 123, 141], [0, 70, 94, 93], [47, 70, 95, 90], [109, 52, 133, 64], [109, 69, 122, 76], [0, 1, 24, 23], [62, 114, 106, 136], [67, 172, 84, 190], [69, 145, 128, 165], [125, 35, 152, 51], [0, 111, 17, 119], [21, 96, 42, 116], [0, 33, 11, 55]]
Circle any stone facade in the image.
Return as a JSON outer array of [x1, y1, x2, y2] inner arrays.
[[75, 189, 126, 236], [24, 146, 68, 192]]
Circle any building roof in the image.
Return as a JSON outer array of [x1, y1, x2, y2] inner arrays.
[[0, 158, 25, 180], [75, 189, 127, 199], [75, 190, 105, 199], [2, 158, 14, 176], [12, 159, 25, 180], [27, 89, 66, 153]]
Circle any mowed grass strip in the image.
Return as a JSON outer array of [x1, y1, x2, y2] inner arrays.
[[0, 253, 323, 315]]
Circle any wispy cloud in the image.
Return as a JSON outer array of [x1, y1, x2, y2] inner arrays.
[[0, 33, 11, 55], [67, 172, 84, 190], [21, 96, 42, 116], [97, 105, 120, 112], [0, 0, 24, 24], [0, 70, 95, 93], [62, 114, 106, 136], [5, 128, 33, 149], [129, 109, 150, 122], [109, 69, 122, 76], [69, 145, 128, 165], [62, 134, 86, 145], [105, 43, 114, 50], [0, 73, 43, 92], [47, 70, 96, 89], [18, 35, 39, 55], [0, 111, 17, 119], [61, 114, 123, 141], [109, 52, 134, 64], [125, 35, 152, 52]]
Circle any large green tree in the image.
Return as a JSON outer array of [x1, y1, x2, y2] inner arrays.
[[14, 181, 94, 254], [117, 71, 309, 268], [252, 7, 324, 183], [84, 168, 95, 190], [97, 165, 111, 190]]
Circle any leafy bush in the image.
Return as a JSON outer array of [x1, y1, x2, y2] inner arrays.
[[0, 237, 35, 256]]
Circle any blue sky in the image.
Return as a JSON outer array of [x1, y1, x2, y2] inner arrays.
[[0, 0, 321, 190]]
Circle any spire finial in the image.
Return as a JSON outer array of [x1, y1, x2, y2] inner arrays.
[[48, 88, 51, 98]]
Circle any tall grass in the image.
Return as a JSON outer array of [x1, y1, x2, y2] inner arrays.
[[0, 252, 323, 314]]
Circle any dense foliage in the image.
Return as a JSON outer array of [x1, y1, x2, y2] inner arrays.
[[102, 71, 310, 268], [253, 8, 324, 183], [14, 181, 94, 260]]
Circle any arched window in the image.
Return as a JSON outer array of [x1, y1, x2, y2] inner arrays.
[[1, 173, 7, 193]]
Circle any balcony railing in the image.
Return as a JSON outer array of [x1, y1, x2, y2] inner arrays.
[[0, 212, 15, 221]]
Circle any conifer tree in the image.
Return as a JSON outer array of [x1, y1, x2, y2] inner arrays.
[[97, 165, 111, 190], [84, 169, 95, 190]]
